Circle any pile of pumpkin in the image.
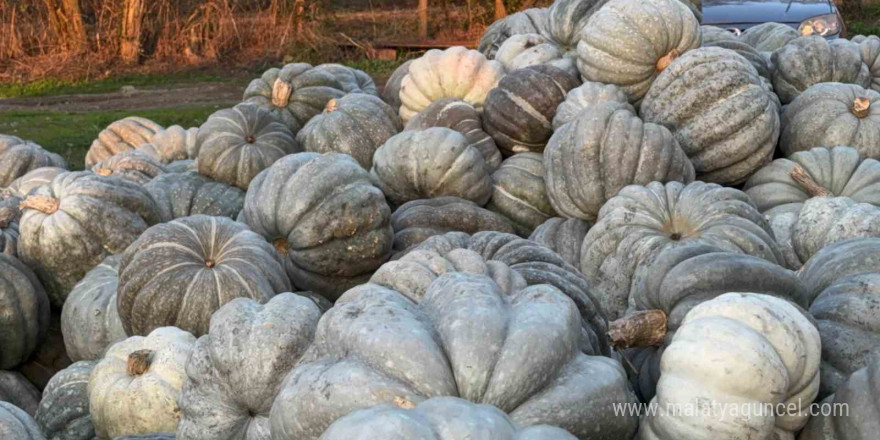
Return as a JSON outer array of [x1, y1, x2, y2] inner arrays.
[[3, 0, 880, 438]]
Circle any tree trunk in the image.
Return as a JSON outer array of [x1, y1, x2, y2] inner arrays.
[[43, 0, 86, 52], [418, 0, 428, 40], [494, 0, 507, 21], [120, 0, 146, 64]]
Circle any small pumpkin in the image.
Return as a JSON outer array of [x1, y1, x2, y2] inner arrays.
[[528, 217, 591, 268], [0, 136, 67, 187], [391, 197, 517, 252], [779, 82, 880, 158], [34, 360, 97, 440], [91, 150, 166, 185], [370, 128, 493, 206], [486, 153, 557, 235], [5, 167, 67, 198], [552, 81, 631, 130], [771, 36, 870, 104], [85, 117, 163, 167], [740, 21, 799, 53], [136, 125, 199, 164], [88, 327, 195, 439], [196, 103, 301, 190], [0, 253, 50, 370], [478, 8, 549, 60], [61, 255, 127, 362], [296, 94, 402, 169], [0, 401, 44, 440], [144, 172, 245, 222], [482, 65, 579, 156], [0, 371, 40, 416], [852, 34, 880, 92]]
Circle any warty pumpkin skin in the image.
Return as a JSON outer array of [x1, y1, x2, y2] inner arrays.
[[0, 401, 44, 440], [779, 83, 880, 158], [576, 0, 701, 105], [118, 215, 290, 338], [195, 103, 301, 190], [0, 136, 67, 188], [318, 397, 578, 440], [772, 36, 870, 104], [789, 197, 880, 267], [34, 360, 97, 440], [478, 8, 549, 60], [241, 152, 393, 299], [17, 171, 161, 307], [852, 34, 880, 92], [391, 197, 517, 253], [135, 125, 199, 164], [370, 127, 494, 206], [296, 94, 402, 169], [398, 46, 505, 122], [85, 117, 163, 168], [544, 102, 694, 222], [381, 60, 414, 113], [639, 293, 820, 440], [5, 167, 67, 198], [61, 255, 127, 362], [144, 172, 245, 222], [90, 150, 166, 185], [88, 327, 195, 439], [740, 21, 799, 53], [552, 81, 631, 130], [528, 217, 591, 268], [177, 293, 323, 440], [487, 153, 557, 236], [641, 47, 780, 184], [404, 98, 502, 172], [0, 371, 41, 416], [483, 65, 579, 156]]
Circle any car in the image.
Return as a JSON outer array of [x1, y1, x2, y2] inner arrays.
[[701, 0, 846, 38]]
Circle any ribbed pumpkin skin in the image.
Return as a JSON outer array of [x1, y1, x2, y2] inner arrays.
[[136, 125, 199, 164], [789, 197, 880, 265], [177, 294, 323, 440], [0, 371, 40, 416], [740, 21, 799, 53], [478, 8, 549, 59], [313, 64, 378, 96], [318, 397, 578, 440], [196, 103, 301, 190], [0, 136, 67, 187], [35, 361, 97, 440], [0, 254, 48, 371], [398, 47, 505, 122], [61, 255, 127, 362], [853, 34, 880, 92], [269, 272, 638, 440], [552, 81, 631, 130], [6, 167, 67, 198], [381, 60, 414, 113], [404, 99, 502, 172], [496, 33, 578, 77], [118, 215, 290, 337], [580, 181, 783, 320], [144, 172, 244, 222], [296, 94, 402, 169], [371, 128, 493, 206], [242, 153, 392, 299], [700, 26, 772, 79], [17, 172, 161, 307], [800, 238, 880, 396], [85, 117, 163, 167], [528, 217, 591, 268], [483, 65, 579, 156], [0, 194, 19, 256], [486, 153, 557, 236], [799, 352, 880, 440], [0, 401, 44, 440], [772, 37, 870, 104], [641, 47, 780, 184], [90, 151, 166, 185], [391, 197, 517, 252], [544, 103, 695, 222], [779, 83, 880, 158], [576, 0, 701, 104]]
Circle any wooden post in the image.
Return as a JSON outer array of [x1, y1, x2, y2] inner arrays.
[[43, 0, 87, 52], [418, 0, 428, 40], [120, 0, 146, 64], [494, 0, 507, 21]]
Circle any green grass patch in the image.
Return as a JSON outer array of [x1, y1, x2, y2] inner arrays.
[[0, 72, 230, 99], [844, 5, 880, 37], [0, 105, 222, 169]]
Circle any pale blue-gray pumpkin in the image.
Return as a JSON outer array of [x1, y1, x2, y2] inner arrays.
[[0, 401, 44, 440], [0, 136, 67, 187], [552, 81, 631, 130], [529, 217, 591, 268], [34, 360, 97, 440], [772, 36, 870, 104], [487, 153, 557, 235], [740, 21, 799, 53], [61, 255, 127, 362], [144, 172, 244, 222], [391, 197, 517, 253], [478, 8, 549, 59], [852, 34, 880, 92]]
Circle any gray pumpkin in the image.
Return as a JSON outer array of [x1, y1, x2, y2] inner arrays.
[[701, 27, 772, 79], [90, 151, 166, 185], [118, 215, 290, 337], [772, 36, 870, 104], [529, 217, 592, 268], [545, 102, 694, 222], [135, 125, 199, 164], [371, 128, 493, 206], [786, 197, 880, 268], [318, 397, 578, 440], [800, 238, 880, 396], [0, 239, 48, 372], [641, 47, 780, 184], [296, 94, 402, 169], [164, 160, 196, 174], [404, 99, 501, 172], [495, 33, 579, 77], [381, 60, 414, 113], [313, 64, 378, 96], [177, 293, 323, 440], [0, 401, 44, 440], [85, 117, 163, 168], [700, 25, 737, 44], [483, 65, 579, 156], [60, 255, 126, 362], [740, 21, 799, 53], [552, 81, 631, 130], [112, 435, 174, 440], [144, 172, 244, 222], [580, 181, 783, 320], [0, 136, 67, 187], [34, 361, 96, 440], [269, 271, 638, 440], [196, 103, 301, 190], [764, 204, 805, 270], [242, 152, 392, 299], [391, 197, 517, 252], [478, 8, 550, 59], [487, 153, 557, 235], [6, 168, 67, 198], [0, 193, 19, 256], [17, 172, 161, 307], [852, 34, 880, 92], [779, 82, 880, 158], [0, 371, 40, 416]]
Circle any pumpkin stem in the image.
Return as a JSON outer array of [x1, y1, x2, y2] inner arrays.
[[95, 167, 113, 176], [272, 78, 293, 108], [656, 49, 680, 72], [789, 165, 831, 197], [19, 195, 59, 215], [324, 99, 339, 113], [205, 259, 215, 268], [853, 97, 871, 118], [127, 349, 154, 376], [608, 310, 668, 350], [393, 396, 417, 409], [273, 237, 290, 256]]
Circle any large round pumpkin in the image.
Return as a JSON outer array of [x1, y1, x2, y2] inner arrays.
[[641, 47, 780, 184], [61, 255, 127, 362], [0, 401, 43, 440], [17, 172, 161, 307], [852, 34, 880, 92], [0, 254, 50, 370], [779, 82, 880, 158], [772, 36, 870, 104], [552, 81, 631, 129], [740, 21, 799, 53], [528, 217, 591, 268], [478, 8, 549, 59], [486, 153, 557, 236], [576, 0, 701, 104], [391, 197, 516, 252], [0, 136, 66, 188], [135, 125, 199, 164], [544, 102, 694, 222], [34, 360, 97, 440], [177, 293, 323, 440], [196, 103, 301, 190], [90, 150, 166, 185], [144, 171, 245, 222], [0, 371, 40, 416], [85, 117, 163, 168], [241, 152, 393, 299], [296, 94, 402, 169]]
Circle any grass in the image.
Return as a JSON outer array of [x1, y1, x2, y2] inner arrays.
[[0, 71, 231, 99], [0, 105, 223, 169], [844, 5, 880, 36]]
